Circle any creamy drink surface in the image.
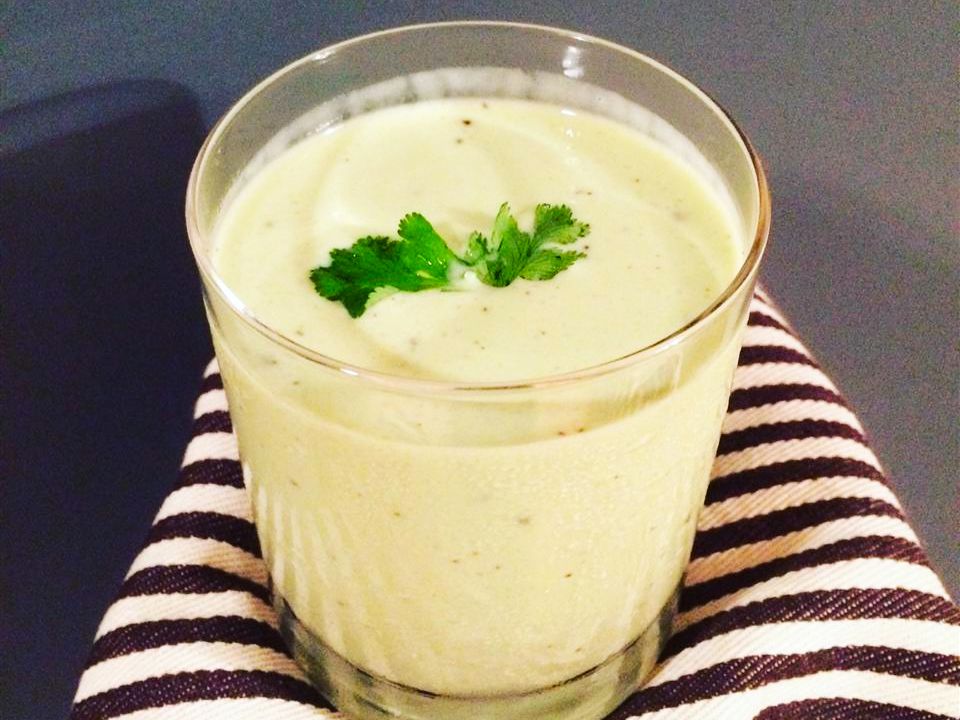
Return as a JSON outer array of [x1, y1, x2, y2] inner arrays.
[[215, 98, 741, 381], [209, 94, 747, 696]]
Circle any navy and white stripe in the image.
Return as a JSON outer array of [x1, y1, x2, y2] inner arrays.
[[71, 291, 960, 719]]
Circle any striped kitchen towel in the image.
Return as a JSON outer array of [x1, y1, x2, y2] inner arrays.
[[71, 289, 960, 720]]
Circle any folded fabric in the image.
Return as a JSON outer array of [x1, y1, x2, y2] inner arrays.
[[71, 290, 960, 720]]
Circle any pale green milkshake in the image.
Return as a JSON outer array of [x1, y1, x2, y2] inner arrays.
[[213, 95, 740, 692], [189, 23, 768, 720]]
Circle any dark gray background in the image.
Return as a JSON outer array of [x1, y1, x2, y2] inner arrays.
[[2, 2, 956, 718]]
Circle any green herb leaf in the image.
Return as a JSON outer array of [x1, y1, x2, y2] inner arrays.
[[309, 203, 589, 317], [396, 212, 457, 277], [476, 203, 532, 287], [461, 231, 489, 266], [309, 233, 453, 318], [532, 203, 590, 246], [518, 248, 584, 280], [466, 203, 588, 287]]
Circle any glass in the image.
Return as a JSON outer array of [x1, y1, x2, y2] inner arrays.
[[186, 22, 769, 720]]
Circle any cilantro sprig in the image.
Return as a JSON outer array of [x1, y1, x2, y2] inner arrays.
[[309, 203, 589, 317]]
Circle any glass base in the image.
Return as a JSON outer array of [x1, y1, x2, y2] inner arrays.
[[273, 584, 678, 720]]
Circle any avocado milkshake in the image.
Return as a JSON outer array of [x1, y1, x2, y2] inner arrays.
[[209, 95, 744, 696], [189, 24, 769, 716]]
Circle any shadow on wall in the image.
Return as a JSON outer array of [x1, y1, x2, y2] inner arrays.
[[1, 80, 213, 719]]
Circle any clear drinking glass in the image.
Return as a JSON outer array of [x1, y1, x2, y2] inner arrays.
[[186, 21, 769, 720]]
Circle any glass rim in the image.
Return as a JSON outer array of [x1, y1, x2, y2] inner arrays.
[[186, 20, 771, 395]]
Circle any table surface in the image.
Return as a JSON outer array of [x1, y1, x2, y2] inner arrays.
[[2, 3, 956, 719]]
